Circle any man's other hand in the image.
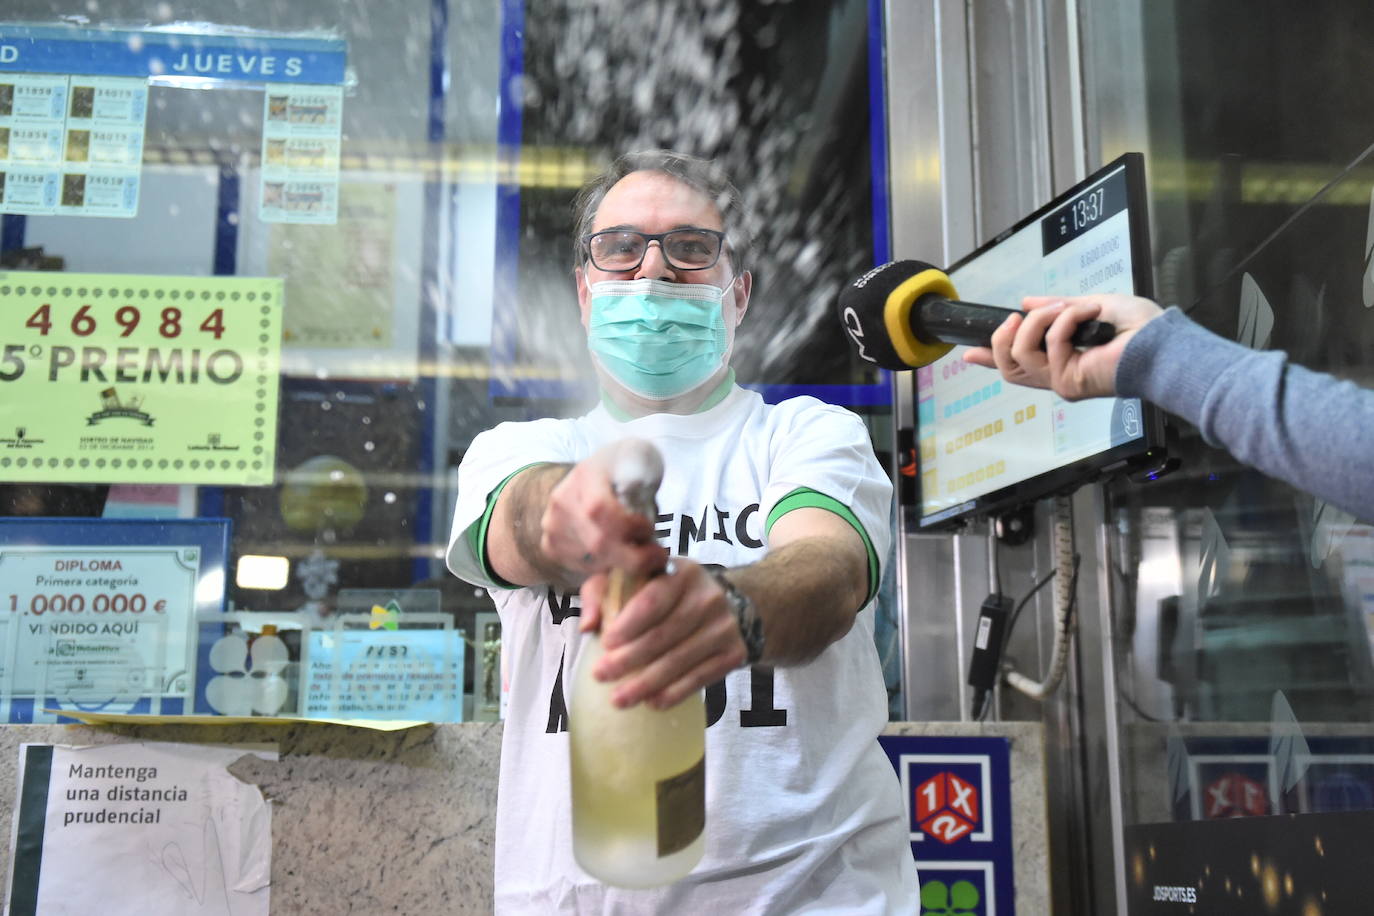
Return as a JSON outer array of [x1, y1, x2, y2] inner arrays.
[[962, 294, 1163, 400], [579, 557, 746, 711], [540, 439, 668, 583]]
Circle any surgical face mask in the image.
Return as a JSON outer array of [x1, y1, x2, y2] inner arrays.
[[586, 278, 729, 400]]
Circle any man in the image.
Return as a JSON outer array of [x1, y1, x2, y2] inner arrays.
[[447, 150, 918, 912], [964, 293, 1374, 521]]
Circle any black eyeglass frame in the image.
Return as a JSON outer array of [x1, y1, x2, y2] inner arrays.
[[581, 227, 728, 272]]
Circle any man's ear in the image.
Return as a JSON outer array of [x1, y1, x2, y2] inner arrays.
[[731, 270, 752, 325], [576, 266, 591, 328]]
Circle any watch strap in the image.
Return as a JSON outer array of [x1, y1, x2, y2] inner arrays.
[[708, 567, 764, 666]]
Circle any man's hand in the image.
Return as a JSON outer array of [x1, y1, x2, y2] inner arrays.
[[539, 439, 667, 582], [578, 506, 869, 711], [962, 294, 1163, 400], [487, 439, 667, 589], [580, 558, 746, 711]]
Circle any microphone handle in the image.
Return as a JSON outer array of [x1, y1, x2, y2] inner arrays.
[[917, 296, 1116, 350]]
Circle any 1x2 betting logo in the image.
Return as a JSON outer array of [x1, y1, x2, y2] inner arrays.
[[915, 771, 981, 844]]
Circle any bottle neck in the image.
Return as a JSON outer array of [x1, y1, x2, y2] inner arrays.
[[601, 568, 645, 631]]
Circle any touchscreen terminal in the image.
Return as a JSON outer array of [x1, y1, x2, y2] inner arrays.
[[913, 153, 1164, 528]]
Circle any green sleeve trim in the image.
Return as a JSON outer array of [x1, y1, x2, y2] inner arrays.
[[466, 462, 546, 590], [765, 487, 880, 606]]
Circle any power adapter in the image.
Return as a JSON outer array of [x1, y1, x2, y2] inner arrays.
[[967, 593, 1013, 720]]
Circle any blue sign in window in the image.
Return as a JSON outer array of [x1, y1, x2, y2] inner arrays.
[[880, 735, 1017, 915], [0, 25, 347, 85]]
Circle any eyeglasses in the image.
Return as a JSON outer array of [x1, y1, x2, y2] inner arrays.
[[583, 228, 727, 272]]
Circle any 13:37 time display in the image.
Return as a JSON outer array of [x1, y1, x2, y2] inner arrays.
[[1072, 187, 1106, 230]]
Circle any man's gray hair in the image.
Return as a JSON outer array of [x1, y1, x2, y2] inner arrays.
[[571, 150, 753, 276]]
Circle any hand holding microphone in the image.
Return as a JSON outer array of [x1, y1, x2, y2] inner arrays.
[[962, 294, 1164, 400], [837, 259, 1118, 371]]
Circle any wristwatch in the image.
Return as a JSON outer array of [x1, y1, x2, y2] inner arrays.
[[708, 567, 765, 666]]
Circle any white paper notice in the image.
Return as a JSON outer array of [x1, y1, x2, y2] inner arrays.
[[0, 74, 148, 218], [56, 76, 148, 218], [4, 742, 275, 916], [0, 75, 68, 215], [259, 85, 343, 225]]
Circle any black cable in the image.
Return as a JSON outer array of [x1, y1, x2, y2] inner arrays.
[[1002, 563, 1062, 654], [977, 566, 1055, 722], [1033, 556, 1166, 723], [977, 678, 997, 722], [980, 554, 1082, 722], [1117, 688, 1165, 723]]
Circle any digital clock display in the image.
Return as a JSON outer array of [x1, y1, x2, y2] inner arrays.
[[1040, 167, 1128, 255]]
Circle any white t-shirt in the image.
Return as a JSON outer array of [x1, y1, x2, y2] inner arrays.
[[447, 386, 918, 914]]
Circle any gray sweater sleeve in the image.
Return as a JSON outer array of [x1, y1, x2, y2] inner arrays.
[[1115, 307, 1374, 522]]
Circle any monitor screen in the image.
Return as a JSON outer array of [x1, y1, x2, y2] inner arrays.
[[911, 153, 1165, 529]]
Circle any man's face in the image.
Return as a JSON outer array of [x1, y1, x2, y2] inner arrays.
[[576, 170, 751, 337]]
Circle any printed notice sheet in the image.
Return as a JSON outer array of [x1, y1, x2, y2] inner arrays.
[[5, 742, 275, 916], [304, 616, 463, 722], [0, 74, 148, 218], [0, 271, 283, 486], [260, 85, 342, 224], [57, 76, 148, 218], [0, 543, 198, 717], [0, 75, 67, 215]]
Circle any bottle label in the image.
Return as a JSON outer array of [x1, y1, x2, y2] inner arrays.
[[655, 753, 705, 857]]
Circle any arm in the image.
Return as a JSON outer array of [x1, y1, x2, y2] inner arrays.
[[485, 444, 667, 590], [1119, 308, 1374, 523], [964, 294, 1374, 522], [585, 505, 872, 710], [730, 506, 871, 662], [484, 463, 576, 589]]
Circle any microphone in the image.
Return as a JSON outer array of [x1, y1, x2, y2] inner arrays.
[[838, 259, 1117, 370]]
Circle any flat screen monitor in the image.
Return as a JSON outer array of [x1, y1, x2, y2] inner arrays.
[[911, 152, 1167, 529]]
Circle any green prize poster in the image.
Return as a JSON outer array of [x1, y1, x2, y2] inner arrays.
[[0, 271, 282, 485]]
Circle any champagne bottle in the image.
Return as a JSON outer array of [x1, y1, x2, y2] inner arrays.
[[569, 442, 706, 888]]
